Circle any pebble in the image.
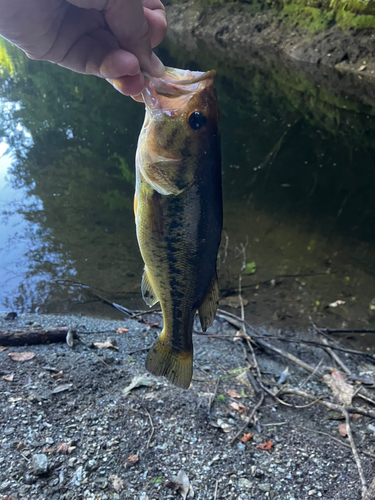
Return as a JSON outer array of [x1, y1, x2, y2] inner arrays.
[[70, 465, 84, 486], [368, 424, 375, 433], [238, 478, 252, 489], [258, 483, 271, 492], [0, 481, 10, 491], [31, 454, 48, 475]]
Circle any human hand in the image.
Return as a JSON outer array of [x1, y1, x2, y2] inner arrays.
[[0, 0, 166, 96]]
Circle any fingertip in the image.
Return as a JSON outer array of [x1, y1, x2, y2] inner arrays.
[[150, 52, 165, 77], [108, 73, 145, 96], [100, 49, 140, 79]]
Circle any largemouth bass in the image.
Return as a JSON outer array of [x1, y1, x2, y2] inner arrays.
[[135, 67, 222, 389]]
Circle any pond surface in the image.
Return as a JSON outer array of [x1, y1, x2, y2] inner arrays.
[[1, 35, 375, 340]]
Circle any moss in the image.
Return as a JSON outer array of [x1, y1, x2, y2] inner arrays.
[[336, 9, 375, 27], [281, 4, 335, 31]]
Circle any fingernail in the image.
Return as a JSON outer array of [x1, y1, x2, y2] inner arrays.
[[150, 53, 165, 77]]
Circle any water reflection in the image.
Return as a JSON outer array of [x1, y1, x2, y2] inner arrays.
[[0, 36, 375, 333]]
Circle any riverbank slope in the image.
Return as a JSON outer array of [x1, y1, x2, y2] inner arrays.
[[165, 0, 375, 76]]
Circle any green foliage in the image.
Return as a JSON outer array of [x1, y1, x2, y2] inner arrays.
[[281, 4, 335, 31], [0, 38, 14, 77], [217, 394, 226, 402], [152, 477, 164, 484], [336, 9, 375, 27], [245, 261, 257, 274]]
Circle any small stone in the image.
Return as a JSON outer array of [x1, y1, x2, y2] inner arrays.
[[368, 424, 375, 433], [70, 465, 84, 486], [238, 478, 252, 489], [86, 459, 97, 471], [258, 483, 271, 492], [31, 454, 48, 475], [308, 490, 316, 496], [0, 481, 10, 491], [4, 428, 15, 436], [4, 312, 17, 320]]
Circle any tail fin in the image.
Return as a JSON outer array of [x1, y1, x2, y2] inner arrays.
[[145, 337, 193, 389]]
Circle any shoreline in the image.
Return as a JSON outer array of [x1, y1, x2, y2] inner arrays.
[[165, 1, 375, 79]]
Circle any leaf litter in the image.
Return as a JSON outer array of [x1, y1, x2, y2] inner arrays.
[[94, 337, 119, 350], [122, 375, 155, 395], [8, 352, 35, 362]]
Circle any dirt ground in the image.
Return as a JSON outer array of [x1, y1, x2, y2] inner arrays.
[[1, 311, 374, 500]]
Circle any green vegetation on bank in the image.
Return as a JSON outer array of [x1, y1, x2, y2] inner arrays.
[[166, 0, 375, 32]]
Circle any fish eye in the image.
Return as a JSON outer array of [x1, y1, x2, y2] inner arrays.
[[188, 111, 207, 131]]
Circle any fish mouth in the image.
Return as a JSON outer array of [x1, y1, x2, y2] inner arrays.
[[141, 67, 216, 117]]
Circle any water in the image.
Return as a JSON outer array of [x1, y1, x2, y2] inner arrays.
[[0, 36, 375, 340]]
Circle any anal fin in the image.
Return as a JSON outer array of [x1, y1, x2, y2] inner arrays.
[[142, 268, 159, 307], [198, 273, 219, 332]]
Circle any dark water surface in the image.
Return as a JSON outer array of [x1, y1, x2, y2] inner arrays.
[[1, 36, 375, 341]]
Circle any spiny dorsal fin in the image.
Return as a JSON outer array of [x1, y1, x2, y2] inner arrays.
[[142, 269, 159, 307], [198, 273, 219, 332]]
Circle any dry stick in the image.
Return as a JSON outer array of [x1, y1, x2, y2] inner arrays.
[[92, 352, 112, 370], [195, 330, 370, 359], [321, 336, 352, 375], [364, 478, 375, 500], [299, 359, 324, 390], [144, 407, 154, 449], [214, 479, 219, 500], [345, 412, 368, 498], [294, 424, 375, 459], [208, 379, 220, 415], [280, 387, 375, 420], [231, 392, 265, 445]]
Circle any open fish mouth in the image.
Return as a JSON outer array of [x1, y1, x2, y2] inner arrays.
[[141, 67, 216, 116]]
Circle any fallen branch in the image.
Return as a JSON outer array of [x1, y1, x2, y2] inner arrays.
[[0, 327, 78, 346], [345, 412, 368, 498]]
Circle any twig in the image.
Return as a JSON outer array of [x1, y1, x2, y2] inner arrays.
[[279, 387, 375, 420], [231, 392, 264, 445], [295, 424, 375, 459], [92, 353, 112, 370], [364, 477, 375, 500], [263, 422, 288, 426], [320, 337, 351, 375], [144, 407, 154, 449], [208, 379, 220, 415], [126, 345, 154, 355], [214, 479, 219, 500], [345, 412, 368, 497], [218, 312, 328, 375], [217, 311, 371, 359], [299, 359, 324, 389]]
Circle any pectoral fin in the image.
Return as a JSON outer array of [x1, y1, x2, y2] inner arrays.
[[142, 157, 194, 196], [198, 273, 219, 332], [142, 269, 159, 307]]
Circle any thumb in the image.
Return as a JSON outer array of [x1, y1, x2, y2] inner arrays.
[[104, 0, 164, 76]]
